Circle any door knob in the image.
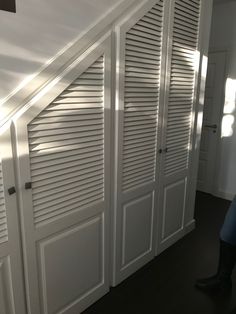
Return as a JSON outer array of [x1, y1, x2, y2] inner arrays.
[[8, 186, 16, 195], [25, 182, 32, 189]]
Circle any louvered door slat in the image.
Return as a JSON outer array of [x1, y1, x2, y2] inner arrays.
[[31, 163, 103, 189], [30, 151, 102, 171], [34, 192, 103, 226], [31, 159, 104, 182], [164, 0, 200, 176], [30, 147, 103, 168], [31, 168, 103, 191], [29, 125, 103, 139], [28, 56, 105, 227], [33, 178, 104, 205], [122, 2, 163, 191], [30, 150, 102, 170], [34, 185, 103, 214], [29, 130, 103, 145], [30, 140, 103, 158], [31, 155, 103, 177], [28, 119, 103, 131], [34, 167, 103, 192], [29, 134, 103, 151]]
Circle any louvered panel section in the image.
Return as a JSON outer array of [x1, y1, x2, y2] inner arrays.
[[0, 159, 8, 244], [122, 1, 164, 191], [164, 0, 200, 176], [28, 56, 105, 227]]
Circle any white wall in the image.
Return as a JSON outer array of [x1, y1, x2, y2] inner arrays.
[[209, 0, 236, 199], [0, 0, 127, 103]]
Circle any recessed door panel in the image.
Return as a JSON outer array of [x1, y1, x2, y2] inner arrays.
[[162, 179, 186, 240], [0, 257, 13, 314], [122, 193, 153, 267], [38, 215, 104, 314]]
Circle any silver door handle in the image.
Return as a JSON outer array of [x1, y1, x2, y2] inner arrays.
[[204, 124, 217, 129]]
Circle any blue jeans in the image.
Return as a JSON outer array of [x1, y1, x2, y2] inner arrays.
[[220, 195, 236, 246]]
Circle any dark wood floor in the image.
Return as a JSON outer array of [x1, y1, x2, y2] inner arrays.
[[83, 192, 236, 314]]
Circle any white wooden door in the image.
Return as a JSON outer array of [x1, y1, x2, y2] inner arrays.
[[157, 0, 202, 253], [0, 126, 26, 314], [112, 0, 167, 285], [197, 51, 226, 194], [14, 34, 111, 314]]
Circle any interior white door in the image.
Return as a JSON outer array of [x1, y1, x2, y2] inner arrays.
[[157, 0, 202, 253], [0, 126, 26, 314], [14, 34, 111, 314], [197, 51, 226, 194], [112, 0, 166, 285]]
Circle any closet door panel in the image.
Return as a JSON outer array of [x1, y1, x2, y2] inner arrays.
[[162, 177, 187, 239], [121, 192, 154, 266], [15, 35, 111, 314], [37, 215, 104, 314], [0, 128, 26, 314], [158, 0, 201, 252], [113, 0, 165, 285]]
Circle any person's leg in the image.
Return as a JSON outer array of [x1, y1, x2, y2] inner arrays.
[[195, 196, 236, 293], [220, 196, 236, 246]]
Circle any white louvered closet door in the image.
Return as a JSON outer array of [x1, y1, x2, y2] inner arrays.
[[0, 127, 26, 314], [14, 35, 111, 314], [157, 0, 201, 252], [113, 0, 166, 285]]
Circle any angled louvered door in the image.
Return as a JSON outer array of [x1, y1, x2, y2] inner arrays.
[[157, 0, 201, 253], [14, 35, 111, 314], [0, 127, 26, 314], [113, 0, 166, 285]]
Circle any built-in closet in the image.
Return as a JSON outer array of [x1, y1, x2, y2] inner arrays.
[[0, 0, 211, 313]]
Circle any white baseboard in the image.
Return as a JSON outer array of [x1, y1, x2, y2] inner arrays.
[[185, 219, 196, 234], [213, 191, 234, 201]]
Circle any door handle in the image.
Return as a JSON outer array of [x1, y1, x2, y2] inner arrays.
[[8, 186, 16, 195], [25, 182, 32, 189], [204, 124, 217, 129]]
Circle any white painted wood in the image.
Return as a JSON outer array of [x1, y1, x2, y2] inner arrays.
[[197, 51, 226, 194], [0, 0, 213, 311], [157, 0, 202, 254], [14, 34, 111, 314], [112, 0, 167, 286], [121, 193, 154, 267], [0, 127, 26, 314], [186, 0, 213, 227]]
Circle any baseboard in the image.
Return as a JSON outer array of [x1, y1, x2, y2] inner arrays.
[[185, 219, 196, 234], [213, 191, 234, 201]]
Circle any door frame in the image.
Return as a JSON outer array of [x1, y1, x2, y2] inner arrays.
[[198, 49, 228, 196], [208, 49, 228, 198]]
